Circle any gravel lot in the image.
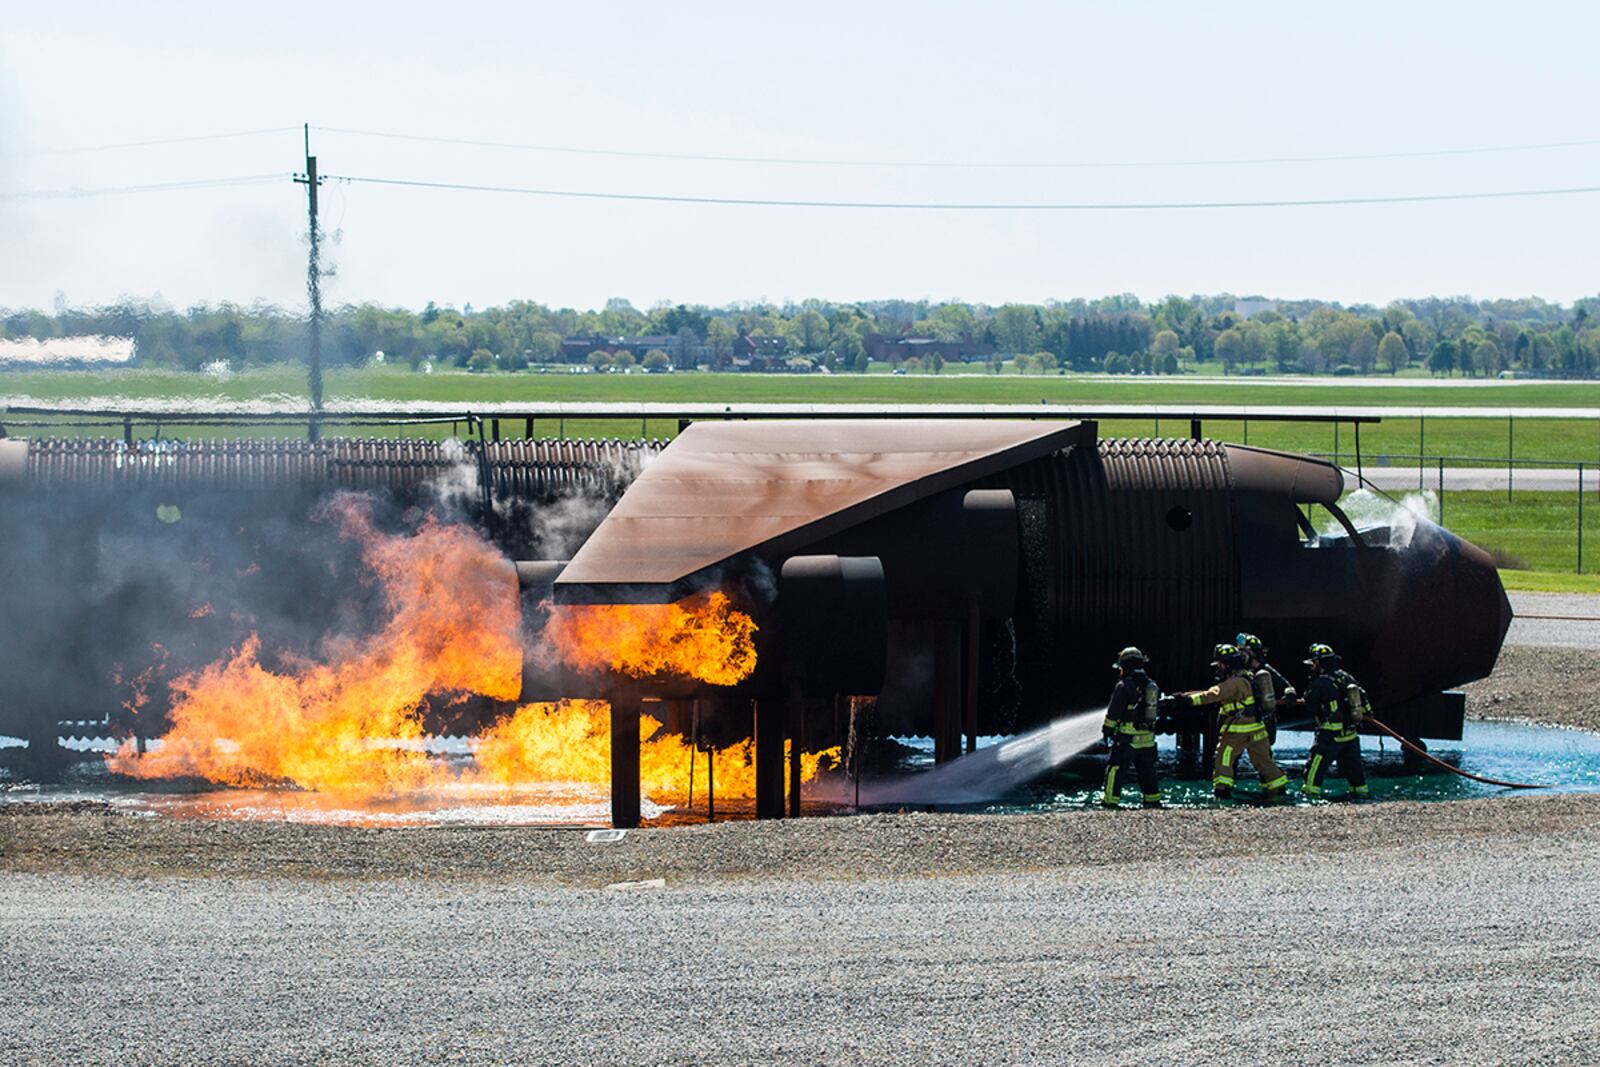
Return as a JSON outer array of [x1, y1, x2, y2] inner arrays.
[[1466, 643, 1600, 732], [4, 831, 1600, 1066], [3, 641, 1599, 1064]]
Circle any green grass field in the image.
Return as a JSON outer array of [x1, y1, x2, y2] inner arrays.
[[6, 367, 1600, 578], [1396, 490, 1596, 575], [7, 365, 1600, 463], [1497, 570, 1600, 594], [8, 363, 1600, 408]]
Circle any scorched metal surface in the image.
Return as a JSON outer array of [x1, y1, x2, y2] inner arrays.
[[553, 419, 1092, 602]]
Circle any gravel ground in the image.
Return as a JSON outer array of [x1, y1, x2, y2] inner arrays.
[[4, 790, 1600, 885], [4, 831, 1600, 1065], [1466, 643, 1600, 732], [3, 641, 1600, 1064]]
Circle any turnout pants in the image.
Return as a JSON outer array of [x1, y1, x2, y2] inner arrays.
[[1304, 732, 1368, 796], [1213, 717, 1288, 795], [1103, 737, 1161, 807]]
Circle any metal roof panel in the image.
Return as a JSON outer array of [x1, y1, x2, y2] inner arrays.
[[555, 419, 1090, 599]]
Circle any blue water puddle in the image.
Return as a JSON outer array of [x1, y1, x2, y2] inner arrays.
[[6, 720, 1600, 823], [888, 720, 1600, 811]]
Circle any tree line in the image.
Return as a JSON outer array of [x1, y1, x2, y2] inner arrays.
[[4, 292, 1598, 377]]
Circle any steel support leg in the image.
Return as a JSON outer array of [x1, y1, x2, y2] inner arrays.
[[1176, 730, 1200, 769], [788, 682, 804, 818], [933, 621, 962, 763], [609, 696, 641, 830], [963, 601, 981, 755], [755, 698, 785, 819]]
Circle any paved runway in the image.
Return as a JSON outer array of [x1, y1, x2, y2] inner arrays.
[[1507, 593, 1600, 650], [1358, 467, 1597, 492], [8, 394, 1600, 421]]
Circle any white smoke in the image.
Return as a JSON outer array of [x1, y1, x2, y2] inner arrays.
[[1321, 488, 1440, 551], [428, 437, 484, 514], [528, 491, 612, 558]]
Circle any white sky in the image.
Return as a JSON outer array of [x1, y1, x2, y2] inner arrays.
[[1, 0, 1596, 313]]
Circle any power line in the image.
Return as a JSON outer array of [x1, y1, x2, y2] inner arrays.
[[316, 124, 1600, 170], [325, 172, 1600, 211], [28, 127, 301, 155], [0, 174, 286, 201]]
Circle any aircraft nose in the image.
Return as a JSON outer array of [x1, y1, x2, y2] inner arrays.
[[1368, 524, 1511, 700]]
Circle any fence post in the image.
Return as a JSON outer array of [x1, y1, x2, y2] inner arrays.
[[1438, 457, 1445, 526], [1355, 421, 1365, 487], [1508, 414, 1514, 502], [1418, 413, 1425, 490], [1580, 462, 1586, 576]]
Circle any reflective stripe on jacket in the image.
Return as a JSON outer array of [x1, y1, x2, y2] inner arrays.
[[1307, 671, 1360, 740], [1187, 674, 1257, 723]]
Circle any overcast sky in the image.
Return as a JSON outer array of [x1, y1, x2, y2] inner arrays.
[[1, 0, 1596, 313]]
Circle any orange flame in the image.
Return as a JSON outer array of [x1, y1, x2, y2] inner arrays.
[[108, 497, 521, 794], [475, 700, 837, 802], [106, 499, 829, 813], [544, 592, 758, 686]]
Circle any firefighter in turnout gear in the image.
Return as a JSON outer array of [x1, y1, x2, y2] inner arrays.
[[1176, 643, 1289, 798], [1302, 643, 1371, 798], [1236, 632, 1295, 746], [1101, 647, 1163, 808]]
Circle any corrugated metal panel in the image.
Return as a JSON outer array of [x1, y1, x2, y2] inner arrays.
[[10, 437, 664, 496], [988, 437, 1241, 700]]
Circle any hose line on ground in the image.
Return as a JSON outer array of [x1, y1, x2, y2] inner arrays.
[[1364, 714, 1547, 790]]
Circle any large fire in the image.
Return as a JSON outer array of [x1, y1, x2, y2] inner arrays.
[[474, 699, 835, 803], [543, 592, 758, 686], [108, 497, 833, 812]]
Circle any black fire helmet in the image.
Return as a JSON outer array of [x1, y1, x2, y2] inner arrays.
[[1113, 646, 1148, 671], [1304, 642, 1341, 669], [1236, 632, 1267, 658], [1212, 642, 1248, 669]]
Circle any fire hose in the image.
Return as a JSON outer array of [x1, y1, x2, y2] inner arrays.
[[1364, 713, 1547, 790]]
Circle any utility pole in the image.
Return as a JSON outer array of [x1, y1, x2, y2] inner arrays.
[[293, 123, 325, 440]]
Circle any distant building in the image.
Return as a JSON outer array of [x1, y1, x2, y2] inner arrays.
[[560, 334, 703, 363], [730, 334, 790, 371], [0, 335, 136, 367], [1232, 299, 1279, 320], [863, 333, 993, 363]]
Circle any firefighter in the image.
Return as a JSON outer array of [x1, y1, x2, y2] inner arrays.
[[1302, 642, 1371, 799], [1173, 642, 1289, 799], [1236, 632, 1296, 745], [1101, 646, 1163, 809]]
